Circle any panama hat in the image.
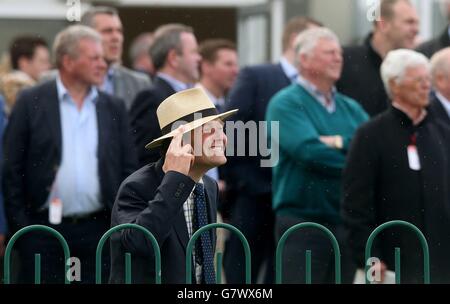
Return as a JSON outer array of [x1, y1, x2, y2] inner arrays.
[[145, 87, 238, 150]]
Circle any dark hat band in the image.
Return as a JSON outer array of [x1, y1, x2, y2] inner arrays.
[[160, 107, 218, 136]]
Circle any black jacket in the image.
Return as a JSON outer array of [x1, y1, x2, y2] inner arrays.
[[428, 93, 450, 125], [342, 107, 450, 283], [223, 63, 290, 195], [109, 159, 218, 284], [129, 76, 175, 166], [3, 80, 138, 232], [417, 27, 450, 58], [337, 34, 389, 117]]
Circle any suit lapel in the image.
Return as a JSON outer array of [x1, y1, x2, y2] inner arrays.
[[154, 76, 176, 96], [96, 94, 108, 176], [112, 66, 126, 101], [276, 63, 292, 86], [203, 181, 217, 246], [45, 81, 62, 159]]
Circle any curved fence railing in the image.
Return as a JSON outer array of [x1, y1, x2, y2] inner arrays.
[[275, 222, 341, 284], [3, 225, 71, 284], [364, 220, 430, 284], [95, 223, 161, 284]]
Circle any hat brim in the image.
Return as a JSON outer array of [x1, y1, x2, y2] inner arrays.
[[145, 109, 238, 150]]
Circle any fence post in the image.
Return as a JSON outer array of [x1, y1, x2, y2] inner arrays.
[[3, 225, 71, 284], [96, 223, 161, 284], [275, 222, 341, 284], [364, 220, 430, 284], [185, 223, 251, 284]]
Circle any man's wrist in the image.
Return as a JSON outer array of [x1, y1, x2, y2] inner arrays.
[[334, 135, 343, 149]]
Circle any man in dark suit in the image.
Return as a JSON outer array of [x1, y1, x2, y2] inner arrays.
[[417, 2, 450, 58], [110, 87, 237, 283], [337, 0, 419, 117], [3, 25, 138, 283], [130, 23, 201, 167], [222, 16, 321, 284], [429, 47, 450, 125]]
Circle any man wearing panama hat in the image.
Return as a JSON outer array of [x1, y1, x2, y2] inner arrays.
[[109, 87, 237, 284]]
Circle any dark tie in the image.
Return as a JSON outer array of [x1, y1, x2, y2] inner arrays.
[[193, 183, 216, 284]]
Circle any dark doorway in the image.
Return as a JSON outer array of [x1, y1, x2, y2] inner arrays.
[[118, 6, 237, 68]]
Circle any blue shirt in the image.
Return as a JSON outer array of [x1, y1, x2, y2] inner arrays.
[[297, 75, 337, 113], [279, 57, 298, 83], [47, 77, 102, 216], [435, 91, 450, 120], [157, 72, 192, 92], [101, 67, 115, 95]]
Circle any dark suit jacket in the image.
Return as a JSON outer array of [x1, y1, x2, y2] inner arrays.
[[3, 80, 138, 232], [417, 28, 450, 58], [428, 93, 450, 125], [109, 159, 218, 284], [223, 63, 290, 195], [337, 34, 388, 117], [129, 76, 175, 166], [342, 107, 450, 283]]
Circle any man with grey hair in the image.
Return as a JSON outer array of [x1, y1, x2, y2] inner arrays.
[[80, 6, 151, 110], [130, 23, 201, 166], [3, 25, 138, 283], [342, 49, 450, 283], [222, 16, 321, 284], [129, 32, 155, 78], [338, 0, 419, 116], [429, 47, 450, 124], [266, 27, 368, 284]]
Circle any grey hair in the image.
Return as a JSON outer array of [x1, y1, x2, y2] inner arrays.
[[129, 33, 154, 63], [80, 6, 119, 28], [430, 47, 450, 86], [150, 23, 193, 71], [53, 25, 102, 69], [380, 49, 430, 97], [294, 27, 340, 67]]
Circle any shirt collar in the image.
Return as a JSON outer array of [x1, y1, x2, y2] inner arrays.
[[392, 102, 427, 126], [297, 74, 337, 98], [435, 91, 450, 119], [157, 72, 192, 92], [56, 74, 98, 105], [279, 57, 298, 82], [195, 83, 225, 107]]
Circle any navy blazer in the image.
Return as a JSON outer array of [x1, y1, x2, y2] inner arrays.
[[129, 76, 175, 167], [223, 63, 290, 195], [109, 159, 218, 284], [3, 80, 138, 231], [428, 93, 450, 125]]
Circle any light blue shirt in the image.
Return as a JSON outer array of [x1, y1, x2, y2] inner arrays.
[[297, 75, 337, 113], [435, 91, 450, 119], [157, 72, 192, 92], [279, 57, 298, 83], [48, 77, 102, 216], [101, 67, 115, 95]]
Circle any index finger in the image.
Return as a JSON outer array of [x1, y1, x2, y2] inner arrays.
[[170, 125, 186, 148]]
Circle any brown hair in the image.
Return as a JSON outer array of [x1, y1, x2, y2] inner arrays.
[[282, 16, 323, 52], [199, 39, 236, 64]]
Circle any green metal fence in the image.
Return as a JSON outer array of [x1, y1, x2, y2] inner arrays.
[[185, 223, 251, 284], [2, 220, 434, 284], [95, 223, 161, 284], [365, 220, 430, 284], [3, 225, 71, 284], [275, 222, 341, 284]]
